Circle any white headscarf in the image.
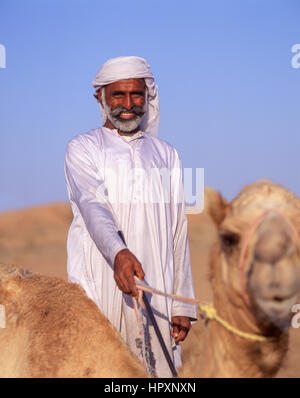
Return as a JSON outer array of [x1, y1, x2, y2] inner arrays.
[[92, 56, 159, 137]]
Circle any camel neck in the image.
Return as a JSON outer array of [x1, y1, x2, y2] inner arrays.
[[206, 296, 288, 377]]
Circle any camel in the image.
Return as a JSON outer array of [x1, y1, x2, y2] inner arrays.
[[181, 179, 300, 377], [1, 179, 300, 378], [0, 263, 147, 377]]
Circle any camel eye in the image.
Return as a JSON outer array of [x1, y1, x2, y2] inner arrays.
[[220, 231, 240, 252]]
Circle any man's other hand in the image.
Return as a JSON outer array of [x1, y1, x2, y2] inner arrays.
[[171, 316, 191, 343], [114, 249, 145, 298]]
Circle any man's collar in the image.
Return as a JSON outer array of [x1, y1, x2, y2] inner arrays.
[[102, 127, 145, 142]]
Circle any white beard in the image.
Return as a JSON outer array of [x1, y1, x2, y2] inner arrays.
[[101, 87, 148, 133]]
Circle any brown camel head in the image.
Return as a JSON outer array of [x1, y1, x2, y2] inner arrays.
[[206, 180, 300, 333]]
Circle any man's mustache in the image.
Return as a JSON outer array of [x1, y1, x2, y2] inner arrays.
[[111, 105, 145, 117]]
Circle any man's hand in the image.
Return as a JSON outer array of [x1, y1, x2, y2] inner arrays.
[[171, 316, 191, 343], [114, 249, 145, 298]]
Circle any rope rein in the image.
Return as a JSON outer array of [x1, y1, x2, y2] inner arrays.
[[132, 294, 156, 376], [134, 277, 274, 343]]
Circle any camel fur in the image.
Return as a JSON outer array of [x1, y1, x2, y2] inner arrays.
[[1, 179, 300, 378], [181, 180, 300, 377], [0, 264, 147, 377]]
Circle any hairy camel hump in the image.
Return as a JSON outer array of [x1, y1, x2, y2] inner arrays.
[[0, 264, 147, 378]]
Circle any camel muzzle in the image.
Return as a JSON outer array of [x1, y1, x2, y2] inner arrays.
[[247, 211, 300, 329]]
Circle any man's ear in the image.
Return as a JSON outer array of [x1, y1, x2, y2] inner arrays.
[[94, 89, 102, 105]]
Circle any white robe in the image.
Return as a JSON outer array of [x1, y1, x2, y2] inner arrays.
[[64, 126, 197, 377]]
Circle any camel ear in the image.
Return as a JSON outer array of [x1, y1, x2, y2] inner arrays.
[[204, 187, 229, 226]]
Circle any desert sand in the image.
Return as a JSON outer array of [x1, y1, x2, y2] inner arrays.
[[0, 202, 299, 377]]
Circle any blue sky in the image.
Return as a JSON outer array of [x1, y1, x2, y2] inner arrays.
[[0, 0, 299, 211]]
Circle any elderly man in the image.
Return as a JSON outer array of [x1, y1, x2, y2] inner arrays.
[[64, 56, 196, 377]]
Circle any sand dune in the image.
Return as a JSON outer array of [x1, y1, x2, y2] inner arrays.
[[0, 203, 71, 279], [0, 202, 299, 377]]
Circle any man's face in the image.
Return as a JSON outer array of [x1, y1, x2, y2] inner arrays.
[[97, 78, 147, 133]]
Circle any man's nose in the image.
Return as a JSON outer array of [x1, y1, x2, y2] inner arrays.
[[123, 94, 133, 110]]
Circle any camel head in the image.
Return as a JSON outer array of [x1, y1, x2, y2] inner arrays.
[[206, 180, 300, 334]]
